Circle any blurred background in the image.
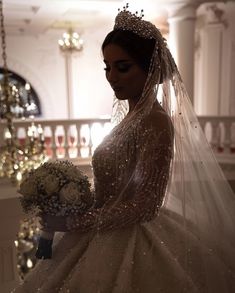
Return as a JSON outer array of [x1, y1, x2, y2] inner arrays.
[[0, 0, 235, 291], [2, 0, 235, 118]]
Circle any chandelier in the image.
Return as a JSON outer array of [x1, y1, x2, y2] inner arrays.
[[0, 0, 45, 184], [58, 28, 83, 53]]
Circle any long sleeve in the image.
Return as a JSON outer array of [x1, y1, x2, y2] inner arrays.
[[66, 112, 174, 232]]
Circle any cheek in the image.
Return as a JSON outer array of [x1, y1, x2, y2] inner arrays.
[[129, 67, 147, 84], [105, 71, 110, 82], [131, 73, 147, 91]]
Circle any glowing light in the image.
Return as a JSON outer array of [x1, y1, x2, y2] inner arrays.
[[25, 82, 31, 91], [58, 29, 83, 53], [16, 172, 22, 181], [4, 129, 11, 139], [26, 258, 33, 268]]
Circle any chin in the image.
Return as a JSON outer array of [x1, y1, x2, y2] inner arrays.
[[115, 93, 128, 100]]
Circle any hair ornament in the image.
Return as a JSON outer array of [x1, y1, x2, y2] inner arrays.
[[114, 3, 161, 40]]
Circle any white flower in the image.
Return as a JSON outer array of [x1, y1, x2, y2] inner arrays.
[[59, 182, 82, 204], [42, 174, 60, 195], [35, 167, 48, 178], [64, 166, 82, 180], [19, 177, 38, 198], [19, 160, 91, 216]]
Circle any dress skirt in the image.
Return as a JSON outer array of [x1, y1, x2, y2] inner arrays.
[[13, 208, 234, 293]]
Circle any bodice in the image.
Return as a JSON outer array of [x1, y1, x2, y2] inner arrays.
[[92, 119, 139, 206], [67, 110, 173, 232]]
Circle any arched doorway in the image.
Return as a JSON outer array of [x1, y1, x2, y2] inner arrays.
[[0, 68, 42, 118]]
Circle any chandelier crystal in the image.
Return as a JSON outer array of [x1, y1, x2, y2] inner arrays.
[[58, 28, 84, 53], [0, 0, 45, 184]]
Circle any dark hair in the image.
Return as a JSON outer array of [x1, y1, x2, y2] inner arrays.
[[101, 29, 156, 74]]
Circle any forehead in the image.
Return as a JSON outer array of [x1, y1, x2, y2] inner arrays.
[[103, 44, 133, 63]]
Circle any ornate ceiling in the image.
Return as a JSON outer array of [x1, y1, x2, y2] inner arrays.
[[3, 0, 225, 36]]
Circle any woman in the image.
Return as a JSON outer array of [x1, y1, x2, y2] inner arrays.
[[13, 5, 235, 293]]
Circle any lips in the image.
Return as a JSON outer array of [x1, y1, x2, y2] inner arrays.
[[112, 86, 123, 92]]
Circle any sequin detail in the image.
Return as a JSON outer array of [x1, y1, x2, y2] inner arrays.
[[66, 111, 173, 232]]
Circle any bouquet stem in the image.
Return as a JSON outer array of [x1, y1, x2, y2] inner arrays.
[[35, 231, 55, 260]]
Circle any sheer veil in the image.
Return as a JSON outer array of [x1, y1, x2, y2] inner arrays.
[[12, 5, 235, 293], [51, 7, 235, 289], [108, 4, 235, 290]]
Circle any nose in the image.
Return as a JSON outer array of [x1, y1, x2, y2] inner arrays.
[[106, 67, 119, 84]]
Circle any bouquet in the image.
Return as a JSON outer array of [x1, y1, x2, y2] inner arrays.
[[18, 160, 93, 259]]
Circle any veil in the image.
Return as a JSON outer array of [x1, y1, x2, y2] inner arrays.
[[100, 4, 235, 292], [48, 5, 235, 293], [12, 5, 235, 293]]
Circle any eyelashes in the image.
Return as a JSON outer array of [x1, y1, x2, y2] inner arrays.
[[104, 64, 133, 73]]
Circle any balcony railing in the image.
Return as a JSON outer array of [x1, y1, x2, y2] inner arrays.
[[0, 118, 112, 164], [0, 115, 234, 293], [0, 116, 234, 163], [197, 116, 235, 163]]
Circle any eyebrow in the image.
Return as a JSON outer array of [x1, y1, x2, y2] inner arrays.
[[103, 59, 132, 64]]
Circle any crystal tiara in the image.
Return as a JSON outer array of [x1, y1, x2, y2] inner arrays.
[[114, 3, 161, 40]]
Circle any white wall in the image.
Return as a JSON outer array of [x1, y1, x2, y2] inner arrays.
[[195, 1, 235, 116], [3, 22, 114, 119], [5, 34, 67, 119], [71, 24, 114, 119], [4, 1, 235, 119]]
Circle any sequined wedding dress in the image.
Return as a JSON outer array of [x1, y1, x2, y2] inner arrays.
[[13, 102, 235, 293], [13, 5, 235, 291]]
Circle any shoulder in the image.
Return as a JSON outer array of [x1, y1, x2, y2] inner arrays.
[[141, 107, 174, 139]]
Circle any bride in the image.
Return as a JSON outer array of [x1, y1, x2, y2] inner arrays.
[[13, 5, 235, 293]]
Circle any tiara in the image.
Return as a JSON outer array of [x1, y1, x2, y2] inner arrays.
[[114, 3, 160, 40]]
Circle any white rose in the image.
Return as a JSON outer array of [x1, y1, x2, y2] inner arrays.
[[59, 182, 82, 204], [65, 167, 82, 180], [42, 174, 60, 195], [19, 177, 38, 198], [35, 167, 48, 178]]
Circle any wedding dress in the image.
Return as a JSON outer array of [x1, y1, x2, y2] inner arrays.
[[13, 5, 235, 293], [13, 101, 235, 293]]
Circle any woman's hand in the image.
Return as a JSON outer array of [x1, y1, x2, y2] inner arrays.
[[40, 214, 68, 232]]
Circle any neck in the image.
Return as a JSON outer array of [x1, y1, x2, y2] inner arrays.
[[128, 98, 138, 113], [128, 88, 155, 113]]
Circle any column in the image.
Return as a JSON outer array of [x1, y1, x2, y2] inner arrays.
[[64, 53, 74, 119], [59, 30, 83, 119], [230, 41, 235, 115], [0, 179, 22, 293], [198, 4, 230, 116], [168, 4, 198, 105]]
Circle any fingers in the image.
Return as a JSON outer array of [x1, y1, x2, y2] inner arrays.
[[38, 215, 68, 232], [38, 214, 50, 229], [39, 218, 48, 228]]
